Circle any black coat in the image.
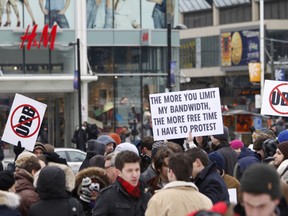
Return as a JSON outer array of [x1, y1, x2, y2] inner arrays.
[[92, 179, 151, 216], [29, 166, 85, 216], [194, 163, 230, 204]]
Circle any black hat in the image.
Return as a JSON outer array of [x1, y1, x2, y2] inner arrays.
[[0, 170, 15, 191], [241, 164, 281, 200], [213, 126, 229, 142]]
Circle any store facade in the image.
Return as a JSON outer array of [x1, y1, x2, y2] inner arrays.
[[0, 0, 180, 147]]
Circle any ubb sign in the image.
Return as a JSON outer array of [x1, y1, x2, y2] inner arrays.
[[1, 94, 47, 151], [261, 80, 288, 116]]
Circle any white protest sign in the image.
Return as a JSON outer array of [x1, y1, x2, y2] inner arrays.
[[1, 93, 47, 151], [261, 80, 288, 117], [149, 88, 223, 141]]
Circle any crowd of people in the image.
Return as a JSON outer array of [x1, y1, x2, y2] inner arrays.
[[1, 120, 288, 216]]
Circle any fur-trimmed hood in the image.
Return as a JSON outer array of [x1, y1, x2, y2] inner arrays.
[[74, 167, 110, 196], [0, 190, 20, 208]]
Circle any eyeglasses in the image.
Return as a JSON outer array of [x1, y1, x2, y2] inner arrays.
[[104, 165, 115, 169]]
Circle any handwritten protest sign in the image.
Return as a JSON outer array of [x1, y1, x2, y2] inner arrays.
[[149, 88, 223, 140]]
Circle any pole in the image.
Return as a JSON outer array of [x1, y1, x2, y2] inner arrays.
[[77, 38, 82, 131], [167, 23, 171, 92], [260, 0, 265, 97], [270, 39, 274, 80]]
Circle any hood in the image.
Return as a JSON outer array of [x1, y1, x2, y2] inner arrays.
[[0, 190, 20, 208], [15, 168, 35, 193], [86, 140, 106, 156], [37, 166, 68, 200], [74, 167, 110, 196]]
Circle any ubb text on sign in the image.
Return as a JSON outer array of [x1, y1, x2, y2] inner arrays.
[[149, 88, 224, 141], [1, 94, 47, 151], [261, 80, 288, 116]]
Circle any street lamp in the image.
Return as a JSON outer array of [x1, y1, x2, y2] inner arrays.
[[167, 23, 187, 92]]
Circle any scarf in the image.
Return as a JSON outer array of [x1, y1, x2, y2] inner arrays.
[[117, 176, 141, 199]]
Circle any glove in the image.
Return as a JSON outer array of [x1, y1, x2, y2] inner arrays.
[[14, 141, 25, 158]]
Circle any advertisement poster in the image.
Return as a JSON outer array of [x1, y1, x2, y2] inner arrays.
[[221, 29, 260, 67]]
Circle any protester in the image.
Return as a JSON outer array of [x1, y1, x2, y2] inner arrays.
[[73, 167, 110, 216], [234, 163, 288, 216], [15, 153, 41, 216], [92, 151, 151, 216], [273, 141, 288, 168], [79, 140, 106, 171], [0, 170, 21, 216], [146, 148, 174, 194], [90, 155, 105, 169], [32, 142, 46, 157], [210, 126, 238, 176], [185, 147, 229, 204], [229, 139, 244, 154], [29, 166, 85, 216], [104, 152, 118, 184], [145, 153, 212, 216], [97, 135, 117, 155], [139, 136, 153, 173]]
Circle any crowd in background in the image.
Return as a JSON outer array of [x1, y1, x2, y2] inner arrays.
[[0, 118, 288, 216]]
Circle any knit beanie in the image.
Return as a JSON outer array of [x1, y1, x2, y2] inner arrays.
[[109, 133, 121, 145], [208, 151, 226, 171], [277, 130, 288, 143], [212, 126, 229, 142], [151, 140, 167, 158], [15, 151, 36, 167], [229, 140, 244, 150], [114, 142, 139, 156], [0, 170, 15, 191], [277, 141, 288, 160], [33, 142, 46, 153], [241, 164, 281, 200]]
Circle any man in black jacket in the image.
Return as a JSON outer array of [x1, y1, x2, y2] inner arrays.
[[92, 151, 151, 216]]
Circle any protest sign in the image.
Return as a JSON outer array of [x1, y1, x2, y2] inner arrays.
[[1, 94, 47, 151], [149, 88, 223, 140]]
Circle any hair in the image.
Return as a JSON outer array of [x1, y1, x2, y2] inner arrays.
[[253, 132, 275, 150], [104, 152, 118, 166], [154, 148, 174, 174], [168, 153, 191, 182], [115, 151, 141, 171], [20, 156, 41, 174], [166, 141, 183, 153], [185, 147, 209, 167], [141, 136, 154, 151]]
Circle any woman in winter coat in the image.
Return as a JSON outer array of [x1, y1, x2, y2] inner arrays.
[[29, 166, 85, 216]]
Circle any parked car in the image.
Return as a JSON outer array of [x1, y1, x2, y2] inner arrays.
[[54, 148, 86, 173]]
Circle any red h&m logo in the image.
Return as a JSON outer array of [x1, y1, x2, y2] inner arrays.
[[20, 24, 57, 50], [142, 32, 149, 42]]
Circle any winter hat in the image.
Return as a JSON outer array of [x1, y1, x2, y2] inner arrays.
[[151, 140, 167, 158], [114, 142, 139, 156], [15, 151, 36, 167], [80, 177, 100, 203], [277, 141, 288, 160], [97, 135, 116, 146], [33, 142, 46, 153], [240, 164, 281, 200], [262, 139, 277, 158], [277, 159, 288, 182], [212, 126, 229, 142], [277, 130, 288, 143], [0, 170, 15, 191], [230, 140, 244, 150], [109, 133, 121, 145], [208, 151, 226, 171]]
